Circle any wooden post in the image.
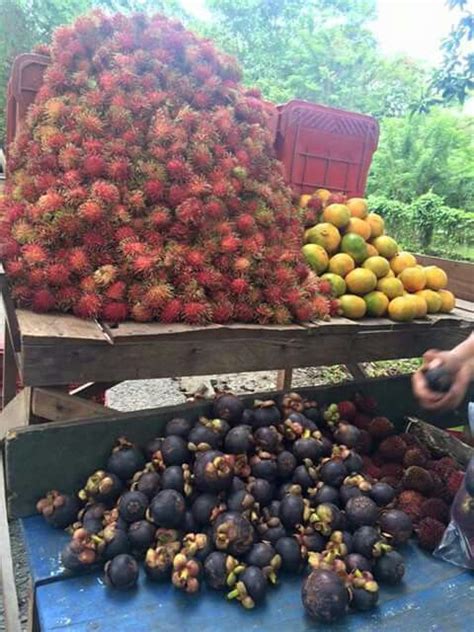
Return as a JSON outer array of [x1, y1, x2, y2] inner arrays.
[[276, 369, 293, 391], [3, 320, 18, 407]]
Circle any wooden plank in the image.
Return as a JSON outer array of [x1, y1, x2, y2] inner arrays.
[[0, 389, 31, 440], [18, 321, 473, 386], [456, 298, 474, 314], [69, 382, 117, 400], [0, 452, 23, 632], [276, 369, 293, 390], [16, 310, 107, 342], [6, 374, 473, 519], [416, 254, 474, 301], [31, 388, 120, 422], [2, 320, 18, 406]]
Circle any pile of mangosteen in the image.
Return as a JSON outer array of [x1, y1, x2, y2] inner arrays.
[[37, 391, 419, 622]]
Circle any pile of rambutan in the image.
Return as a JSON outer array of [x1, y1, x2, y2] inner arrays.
[[0, 11, 332, 325], [333, 396, 466, 552]]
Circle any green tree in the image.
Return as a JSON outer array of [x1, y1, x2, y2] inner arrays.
[[367, 109, 474, 212]]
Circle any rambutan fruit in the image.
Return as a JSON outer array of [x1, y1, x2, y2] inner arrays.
[[447, 470, 464, 498], [68, 248, 91, 273], [131, 255, 156, 276], [235, 214, 256, 234], [354, 394, 378, 415], [211, 301, 234, 324], [367, 417, 394, 441], [73, 293, 102, 319], [83, 154, 106, 178], [338, 401, 357, 422], [220, 235, 240, 253], [79, 201, 104, 223], [5, 260, 25, 279], [56, 287, 80, 309], [396, 490, 425, 521], [429, 457, 457, 479], [144, 179, 164, 202], [402, 466, 434, 495], [93, 265, 117, 287], [352, 413, 372, 431], [130, 303, 152, 322], [143, 284, 174, 309], [101, 302, 128, 323], [354, 429, 373, 455], [292, 302, 315, 323], [91, 181, 120, 205], [377, 436, 407, 462], [415, 517, 445, 551], [420, 498, 450, 525], [312, 295, 330, 319], [22, 244, 47, 265], [403, 448, 429, 468], [233, 302, 254, 323], [160, 299, 183, 324], [379, 463, 404, 480], [362, 457, 381, 480], [108, 159, 130, 180], [46, 263, 70, 286], [32, 289, 56, 312], [230, 278, 249, 295], [105, 281, 127, 301], [166, 158, 189, 181]]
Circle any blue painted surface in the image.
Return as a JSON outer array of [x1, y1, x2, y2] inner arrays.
[[20, 516, 76, 585], [21, 518, 473, 631]]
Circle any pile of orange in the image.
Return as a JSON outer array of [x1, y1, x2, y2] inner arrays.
[[301, 191, 455, 321]]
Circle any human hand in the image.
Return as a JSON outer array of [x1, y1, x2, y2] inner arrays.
[[412, 349, 472, 412]]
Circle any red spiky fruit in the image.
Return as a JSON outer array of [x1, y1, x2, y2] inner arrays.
[[377, 437, 407, 463], [415, 517, 445, 551], [337, 401, 357, 421], [32, 289, 56, 312], [420, 498, 450, 525]]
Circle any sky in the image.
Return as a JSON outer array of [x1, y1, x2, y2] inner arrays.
[[180, 0, 458, 65]]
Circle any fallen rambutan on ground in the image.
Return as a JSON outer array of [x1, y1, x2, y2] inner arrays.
[[0, 11, 330, 325]]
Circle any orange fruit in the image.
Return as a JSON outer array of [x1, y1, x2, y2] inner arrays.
[[305, 223, 341, 254], [390, 252, 417, 275], [322, 204, 351, 228], [425, 266, 448, 290], [367, 213, 384, 238], [339, 294, 367, 319], [314, 188, 332, 206], [346, 198, 368, 219], [321, 273, 346, 297], [363, 256, 390, 279], [328, 253, 355, 277], [388, 296, 416, 322], [416, 289, 442, 313], [299, 194, 312, 208], [302, 244, 329, 274], [366, 243, 378, 257], [383, 269, 395, 279], [405, 294, 428, 318], [340, 233, 368, 264], [377, 277, 404, 299], [398, 267, 426, 292], [346, 217, 372, 241], [438, 289, 455, 312], [364, 291, 389, 317], [372, 236, 399, 259], [346, 268, 377, 295]]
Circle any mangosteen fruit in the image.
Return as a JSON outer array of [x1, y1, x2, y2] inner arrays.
[[183, 510, 198, 533], [309, 503, 343, 536], [212, 511, 255, 556], [172, 552, 202, 593], [245, 478, 273, 507], [345, 553, 372, 573], [145, 437, 163, 461], [344, 451, 364, 474], [258, 519, 286, 545], [345, 496, 379, 528], [292, 463, 318, 490], [148, 489, 186, 528], [351, 583, 379, 611], [369, 482, 396, 507], [165, 417, 194, 438], [80, 503, 107, 534], [303, 401, 321, 424], [61, 538, 97, 571], [319, 459, 347, 487], [194, 450, 234, 492], [276, 450, 297, 479], [128, 520, 156, 553], [293, 436, 324, 463], [118, 491, 149, 523], [132, 469, 161, 499], [213, 393, 245, 425], [192, 493, 221, 526], [161, 435, 190, 466], [379, 509, 413, 545], [230, 476, 246, 493], [373, 550, 405, 585], [224, 425, 254, 454], [78, 470, 123, 506], [302, 569, 349, 622], [99, 524, 130, 560], [104, 553, 139, 589], [245, 542, 280, 575], [297, 532, 326, 553], [204, 551, 244, 590], [228, 566, 267, 608], [424, 366, 452, 393], [254, 426, 281, 452], [313, 485, 340, 506], [188, 422, 222, 451], [107, 437, 145, 482], [250, 451, 277, 481], [352, 526, 391, 559], [252, 400, 281, 428], [275, 536, 303, 573], [36, 491, 79, 529], [145, 542, 180, 581], [334, 423, 361, 448], [340, 485, 365, 506], [241, 409, 255, 425], [227, 490, 257, 515], [279, 493, 305, 529], [182, 532, 213, 562]]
